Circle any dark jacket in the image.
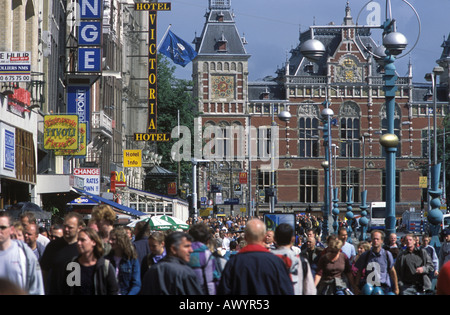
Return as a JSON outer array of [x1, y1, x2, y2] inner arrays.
[[217, 244, 294, 295], [140, 255, 203, 295], [65, 256, 119, 295], [394, 247, 434, 291], [105, 253, 141, 295]]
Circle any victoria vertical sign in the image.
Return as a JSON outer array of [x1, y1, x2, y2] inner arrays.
[[133, 2, 171, 142]]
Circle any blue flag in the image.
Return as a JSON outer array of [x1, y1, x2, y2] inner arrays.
[[159, 30, 198, 67]]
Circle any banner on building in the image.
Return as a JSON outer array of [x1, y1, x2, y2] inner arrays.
[[74, 168, 100, 195], [0, 123, 16, 178], [67, 86, 90, 141], [44, 115, 79, 150], [123, 150, 142, 167], [168, 182, 177, 195], [77, 0, 102, 73], [0, 51, 31, 82]]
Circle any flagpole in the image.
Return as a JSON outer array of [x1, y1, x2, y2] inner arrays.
[[157, 24, 172, 51]]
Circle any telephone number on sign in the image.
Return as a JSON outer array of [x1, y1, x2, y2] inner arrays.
[[0, 75, 31, 82]]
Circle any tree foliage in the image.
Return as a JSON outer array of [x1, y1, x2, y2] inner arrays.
[[144, 55, 197, 195]]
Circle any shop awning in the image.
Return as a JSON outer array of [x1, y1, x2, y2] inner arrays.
[[73, 188, 146, 217]]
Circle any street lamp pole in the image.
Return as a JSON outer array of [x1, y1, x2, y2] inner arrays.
[[425, 66, 445, 249], [378, 6, 408, 239], [321, 104, 334, 240]]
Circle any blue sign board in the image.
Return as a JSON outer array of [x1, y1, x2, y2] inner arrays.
[[80, 0, 102, 19], [78, 21, 102, 45], [78, 48, 101, 72], [224, 198, 240, 205], [67, 86, 90, 141], [4, 129, 15, 170]]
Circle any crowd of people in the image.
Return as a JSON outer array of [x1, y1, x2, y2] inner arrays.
[[1, 206, 450, 296]]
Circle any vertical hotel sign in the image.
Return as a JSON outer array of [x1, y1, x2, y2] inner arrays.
[[77, 0, 102, 72], [134, 2, 171, 141]]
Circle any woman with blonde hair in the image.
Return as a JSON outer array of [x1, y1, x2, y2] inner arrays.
[[64, 227, 118, 295], [106, 226, 141, 295], [314, 237, 356, 295]]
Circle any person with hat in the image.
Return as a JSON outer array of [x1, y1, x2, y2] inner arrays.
[[439, 228, 450, 271]]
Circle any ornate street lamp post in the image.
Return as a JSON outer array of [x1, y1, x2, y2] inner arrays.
[[425, 66, 445, 250]]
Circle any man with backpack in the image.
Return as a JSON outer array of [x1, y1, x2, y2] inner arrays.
[[271, 223, 316, 295], [354, 230, 399, 295], [395, 233, 434, 295]]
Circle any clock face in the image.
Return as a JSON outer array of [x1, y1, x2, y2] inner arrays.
[[211, 75, 234, 99]]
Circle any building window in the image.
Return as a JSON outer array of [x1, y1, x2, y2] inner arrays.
[[299, 117, 320, 157], [298, 102, 320, 157], [257, 170, 276, 189], [340, 101, 360, 158], [382, 170, 400, 202], [340, 169, 360, 203], [299, 170, 318, 203], [257, 126, 273, 158], [422, 129, 431, 159]]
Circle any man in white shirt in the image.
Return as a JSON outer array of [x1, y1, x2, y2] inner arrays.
[[222, 231, 231, 251], [338, 227, 356, 262], [0, 211, 44, 295]]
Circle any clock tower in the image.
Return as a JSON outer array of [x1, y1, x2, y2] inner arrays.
[[193, 0, 250, 115], [192, 0, 250, 214]]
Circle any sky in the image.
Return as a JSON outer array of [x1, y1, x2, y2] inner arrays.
[[155, 0, 450, 83]]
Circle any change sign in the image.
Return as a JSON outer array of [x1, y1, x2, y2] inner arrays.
[[74, 168, 100, 194]]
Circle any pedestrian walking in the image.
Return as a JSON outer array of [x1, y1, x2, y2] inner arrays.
[[140, 231, 203, 295], [65, 227, 118, 295], [421, 234, 439, 286], [106, 226, 141, 295], [436, 260, 450, 295], [301, 235, 324, 277], [217, 219, 294, 295], [338, 227, 356, 263], [140, 231, 166, 279], [353, 230, 399, 295], [188, 223, 220, 295], [24, 222, 46, 260], [0, 211, 44, 295], [40, 212, 84, 294], [271, 223, 316, 295], [90, 204, 116, 256], [314, 237, 356, 295], [395, 233, 434, 295], [439, 228, 450, 270], [19, 211, 50, 248]]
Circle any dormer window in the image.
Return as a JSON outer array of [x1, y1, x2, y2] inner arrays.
[[260, 88, 270, 100], [305, 64, 314, 74], [217, 11, 224, 22], [216, 32, 228, 52]]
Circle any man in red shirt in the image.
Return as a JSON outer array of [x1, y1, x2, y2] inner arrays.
[[437, 260, 450, 295]]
